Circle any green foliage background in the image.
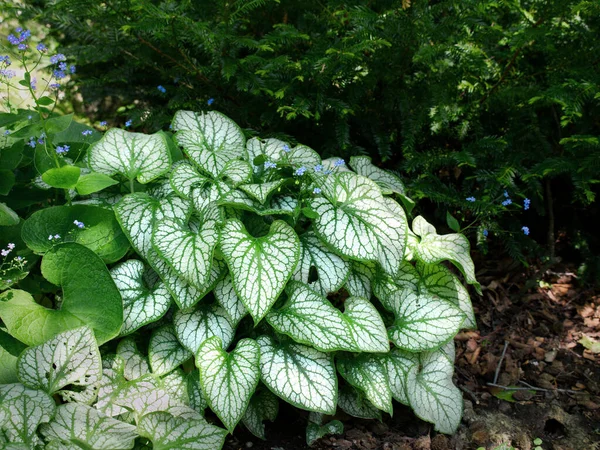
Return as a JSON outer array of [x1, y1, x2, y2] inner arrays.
[[8, 0, 600, 276]]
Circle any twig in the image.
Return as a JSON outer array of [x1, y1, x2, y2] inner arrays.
[[459, 384, 479, 405], [493, 340, 509, 385], [487, 382, 578, 394]]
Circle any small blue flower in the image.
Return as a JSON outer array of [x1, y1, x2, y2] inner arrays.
[[314, 164, 323, 173], [282, 144, 290, 153], [27, 115, 32, 120], [27, 139, 36, 148], [125, 120, 132, 128], [334, 159, 345, 167], [0, 69, 16, 79], [264, 161, 277, 170], [55, 145, 70, 155], [30, 77, 37, 90], [294, 166, 307, 176], [207, 98, 214, 106], [82, 130, 93, 136], [58, 62, 67, 71], [524, 198, 530, 210], [73, 220, 85, 229], [503, 190, 509, 198], [157, 85, 166, 93], [502, 198, 512, 206], [50, 54, 66, 64], [18, 43, 27, 51], [38, 137, 45, 144], [49, 83, 60, 90], [3, 130, 9, 136], [36, 43, 47, 52], [100, 121, 107, 127], [521, 226, 530, 236], [69, 65, 76, 74], [313, 187, 322, 195], [466, 196, 476, 202], [483, 229, 488, 237]]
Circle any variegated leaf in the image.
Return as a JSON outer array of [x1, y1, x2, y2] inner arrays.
[[349, 156, 405, 195], [293, 231, 350, 295], [173, 304, 234, 353], [39, 403, 137, 449], [17, 326, 101, 403], [186, 369, 208, 414], [383, 348, 418, 405], [338, 384, 382, 420], [387, 290, 464, 352], [161, 369, 189, 405], [406, 347, 463, 434], [172, 110, 245, 178], [336, 354, 393, 414], [245, 137, 288, 166], [138, 411, 227, 450], [220, 159, 252, 186], [0, 384, 55, 447], [170, 161, 210, 199], [149, 325, 192, 376], [343, 296, 389, 353], [117, 338, 151, 381], [306, 413, 343, 446], [258, 335, 337, 414], [218, 189, 297, 216], [88, 128, 171, 183], [238, 180, 286, 204], [220, 219, 300, 323], [311, 173, 406, 277], [95, 355, 128, 417], [242, 388, 279, 440], [196, 337, 260, 432], [412, 215, 480, 292], [372, 261, 419, 311], [344, 260, 376, 298], [113, 376, 185, 421], [111, 260, 171, 336], [213, 275, 247, 326]]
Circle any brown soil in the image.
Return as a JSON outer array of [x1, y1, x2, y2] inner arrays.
[[224, 257, 600, 450]]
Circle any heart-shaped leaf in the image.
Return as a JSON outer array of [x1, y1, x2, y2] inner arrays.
[[196, 337, 260, 432], [242, 388, 279, 440], [383, 348, 418, 405], [220, 219, 300, 323], [170, 161, 210, 199], [310, 173, 406, 277], [306, 413, 343, 446], [88, 128, 171, 183], [75, 172, 119, 195], [41, 165, 81, 189], [173, 304, 234, 354], [344, 260, 376, 299], [349, 156, 405, 195], [342, 296, 389, 353], [117, 338, 151, 381], [238, 180, 286, 204], [112, 376, 185, 421], [149, 325, 192, 376], [213, 275, 247, 326], [258, 335, 337, 415], [17, 326, 102, 403], [338, 384, 382, 420]]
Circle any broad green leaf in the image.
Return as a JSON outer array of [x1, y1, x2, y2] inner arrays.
[[117, 338, 151, 381], [344, 260, 376, 298], [111, 260, 171, 336], [446, 211, 460, 232], [21, 204, 130, 263], [239, 180, 286, 204], [88, 128, 171, 183], [39, 403, 137, 449], [152, 206, 220, 290], [220, 159, 252, 186], [0, 169, 15, 195], [75, 172, 119, 195], [173, 303, 234, 354], [0, 202, 19, 226], [0, 383, 56, 447], [258, 335, 337, 414], [149, 325, 192, 376], [383, 348, 418, 405], [17, 326, 102, 403], [217, 189, 298, 216], [161, 369, 189, 406], [343, 296, 389, 353], [220, 219, 300, 323], [186, 369, 208, 414], [293, 231, 350, 295], [387, 290, 464, 352], [172, 110, 245, 178], [46, 114, 73, 134], [170, 161, 210, 199], [406, 347, 463, 434], [336, 353, 393, 414], [349, 156, 405, 195], [0, 348, 19, 384], [242, 388, 279, 440], [412, 216, 480, 292], [417, 262, 476, 329], [41, 165, 81, 189], [311, 173, 406, 277], [196, 337, 260, 432], [306, 414, 343, 446], [338, 384, 382, 420], [213, 275, 247, 326], [138, 411, 227, 450]]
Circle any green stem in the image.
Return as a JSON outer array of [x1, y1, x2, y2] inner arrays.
[[130, 178, 135, 194]]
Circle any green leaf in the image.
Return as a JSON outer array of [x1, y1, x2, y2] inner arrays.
[[343, 296, 389, 352], [111, 260, 171, 336], [387, 289, 464, 352], [39, 403, 137, 449], [383, 348, 418, 405], [117, 338, 151, 380], [196, 337, 260, 432], [186, 369, 208, 414], [88, 128, 171, 183], [242, 388, 279, 440], [220, 219, 300, 323], [0, 383, 56, 447], [173, 303, 234, 354], [0, 202, 19, 226], [41, 165, 81, 189], [336, 353, 393, 415], [22, 204, 130, 263], [0, 140, 24, 170], [238, 180, 286, 204], [349, 156, 405, 195], [406, 346, 463, 434], [149, 325, 192, 376], [46, 114, 73, 134], [446, 211, 460, 232], [75, 172, 119, 195], [306, 414, 343, 446], [170, 161, 210, 199], [338, 384, 382, 420], [0, 169, 15, 195], [138, 411, 227, 450], [412, 216, 480, 292], [344, 260, 376, 298], [152, 205, 220, 290], [17, 326, 102, 402], [310, 173, 406, 277], [0, 329, 26, 383], [213, 275, 247, 326], [112, 376, 183, 420], [37, 96, 55, 106], [293, 232, 350, 296], [172, 110, 246, 178], [95, 355, 129, 417], [257, 335, 337, 414]]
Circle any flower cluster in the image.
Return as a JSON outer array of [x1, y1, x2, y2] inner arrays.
[[313, 187, 322, 195], [294, 166, 307, 176], [56, 145, 70, 155], [0, 55, 15, 79], [7, 28, 31, 51], [73, 220, 85, 229], [47, 53, 75, 90], [48, 234, 61, 240], [1, 243, 15, 258], [157, 85, 166, 93], [334, 159, 345, 167], [521, 226, 530, 236], [264, 161, 277, 170], [466, 196, 476, 202], [82, 130, 93, 136], [524, 198, 530, 210]]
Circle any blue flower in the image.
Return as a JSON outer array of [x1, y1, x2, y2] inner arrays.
[[502, 198, 512, 206], [483, 229, 488, 237], [282, 144, 290, 153], [49, 54, 66, 64], [73, 220, 85, 229], [18, 44, 27, 51], [100, 121, 107, 127], [3, 130, 9, 136], [30, 77, 37, 90], [58, 62, 67, 71], [334, 159, 345, 167], [264, 161, 277, 169], [466, 196, 476, 202], [294, 166, 307, 176], [82, 130, 93, 136], [36, 43, 47, 52], [53, 69, 66, 80], [313, 187, 322, 194], [503, 190, 509, 198], [524, 198, 530, 210], [0, 69, 16, 79], [27, 139, 36, 148], [49, 83, 60, 90], [0, 56, 11, 65], [55, 145, 70, 155], [314, 164, 323, 173], [323, 169, 332, 175], [207, 98, 214, 105], [521, 226, 530, 236], [69, 65, 76, 74], [157, 85, 166, 93], [125, 120, 132, 128]]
